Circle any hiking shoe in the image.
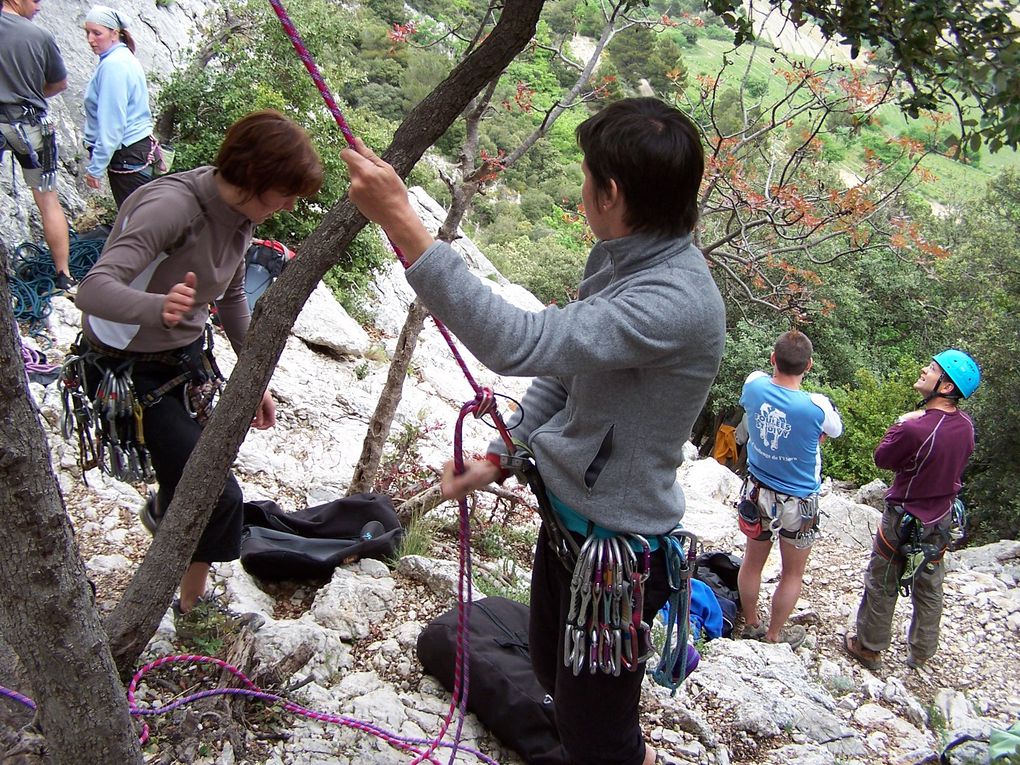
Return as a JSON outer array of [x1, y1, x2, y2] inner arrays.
[[761, 624, 807, 650], [740, 623, 767, 640], [54, 272, 77, 297], [906, 651, 927, 669], [843, 633, 882, 670], [138, 491, 164, 535]]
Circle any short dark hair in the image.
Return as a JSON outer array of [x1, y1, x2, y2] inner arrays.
[[216, 110, 323, 201], [575, 97, 704, 237], [774, 330, 813, 375]]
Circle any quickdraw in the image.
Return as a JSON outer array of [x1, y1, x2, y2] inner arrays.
[[60, 344, 152, 485], [563, 534, 654, 678], [651, 529, 697, 695]]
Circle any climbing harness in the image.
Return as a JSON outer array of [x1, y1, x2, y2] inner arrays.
[[737, 475, 820, 548], [497, 442, 580, 570], [873, 507, 949, 597], [0, 105, 58, 192], [59, 327, 224, 483]]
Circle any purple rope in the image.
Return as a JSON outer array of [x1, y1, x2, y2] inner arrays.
[[265, 0, 490, 398], [21, 341, 58, 377], [264, 1, 524, 761], [2, 655, 502, 762]]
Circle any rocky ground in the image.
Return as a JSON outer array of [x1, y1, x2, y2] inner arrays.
[[9, 258, 1020, 765]]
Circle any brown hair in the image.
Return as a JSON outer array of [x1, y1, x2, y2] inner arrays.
[[215, 110, 323, 200], [774, 330, 813, 375], [120, 28, 136, 53]]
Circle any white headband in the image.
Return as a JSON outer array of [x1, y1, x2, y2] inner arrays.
[[85, 5, 126, 30]]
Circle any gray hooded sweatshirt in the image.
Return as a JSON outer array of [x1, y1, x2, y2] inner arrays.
[[405, 231, 725, 536]]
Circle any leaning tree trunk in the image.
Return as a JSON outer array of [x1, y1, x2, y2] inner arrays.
[[347, 298, 429, 495], [103, 0, 546, 676], [0, 242, 143, 763]]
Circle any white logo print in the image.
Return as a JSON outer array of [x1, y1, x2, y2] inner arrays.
[[755, 402, 791, 450]]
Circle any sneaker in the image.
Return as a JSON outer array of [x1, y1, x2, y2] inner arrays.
[[843, 633, 882, 670], [138, 491, 165, 535], [54, 271, 77, 297], [761, 624, 807, 650]]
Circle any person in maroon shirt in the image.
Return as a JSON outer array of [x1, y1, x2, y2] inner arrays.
[[845, 350, 979, 671]]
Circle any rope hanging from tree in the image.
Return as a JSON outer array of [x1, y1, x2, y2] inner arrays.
[[265, 0, 519, 761]]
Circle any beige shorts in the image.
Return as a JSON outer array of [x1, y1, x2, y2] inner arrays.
[[739, 478, 820, 549], [0, 121, 50, 190]]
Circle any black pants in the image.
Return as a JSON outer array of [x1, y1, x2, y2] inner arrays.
[[105, 136, 154, 208], [529, 525, 671, 765], [86, 351, 242, 563]]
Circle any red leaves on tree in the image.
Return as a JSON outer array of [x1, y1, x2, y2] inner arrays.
[[388, 21, 416, 46], [501, 82, 535, 112]]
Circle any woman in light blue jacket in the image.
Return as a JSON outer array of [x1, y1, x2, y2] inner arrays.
[[83, 5, 154, 207]]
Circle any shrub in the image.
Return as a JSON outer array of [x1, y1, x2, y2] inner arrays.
[[813, 361, 919, 485]]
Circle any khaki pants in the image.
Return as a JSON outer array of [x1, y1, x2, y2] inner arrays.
[[855, 507, 950, 662]]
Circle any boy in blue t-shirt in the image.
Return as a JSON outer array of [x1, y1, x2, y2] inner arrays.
[[737, 330, 842, 648]]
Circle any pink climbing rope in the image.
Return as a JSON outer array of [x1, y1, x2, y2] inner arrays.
[[0, 656, 500, 763], [265, 0, 517, 761]]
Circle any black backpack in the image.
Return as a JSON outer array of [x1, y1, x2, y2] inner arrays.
[[240, 493, 402, 580], [416, 597, 570, 765], [694, 551, 742, 638]]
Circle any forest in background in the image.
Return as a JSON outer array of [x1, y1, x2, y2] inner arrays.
[[152, 0, 1020, 543]]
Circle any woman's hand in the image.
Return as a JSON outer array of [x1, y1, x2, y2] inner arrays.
[[162, 271, 197, 327], [252, 390, 276, 430], [340, 138, 435, 262], [86, 174, 102, 189], [440, 457, 504, 501]]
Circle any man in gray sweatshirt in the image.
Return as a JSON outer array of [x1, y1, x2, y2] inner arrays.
[[343, 97, 725, 765]]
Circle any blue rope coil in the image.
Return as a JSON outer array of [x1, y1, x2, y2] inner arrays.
[[7, 234, 105, 329]]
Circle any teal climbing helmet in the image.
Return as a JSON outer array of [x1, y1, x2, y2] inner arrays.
[[933, 350, 981, 398]]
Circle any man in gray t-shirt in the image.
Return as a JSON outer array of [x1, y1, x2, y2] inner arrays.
[[0, 0, 73, 290]]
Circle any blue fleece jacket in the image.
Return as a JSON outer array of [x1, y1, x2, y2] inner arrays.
[[84, 43, 152, 177], [406, 232, 726, 535]]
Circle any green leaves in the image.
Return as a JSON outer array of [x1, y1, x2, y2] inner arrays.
[[706, 0, 1020, 152]]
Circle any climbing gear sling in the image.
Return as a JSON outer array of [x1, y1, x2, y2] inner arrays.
[[873, 507, 949, 597]]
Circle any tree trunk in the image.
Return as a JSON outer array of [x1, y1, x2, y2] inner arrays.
[[103, 0, 546, 675], [347, 298, 429, 495], [0, 243, 143, 763]]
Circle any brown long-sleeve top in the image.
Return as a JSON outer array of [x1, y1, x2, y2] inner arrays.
[[76, 166, 253, 354]]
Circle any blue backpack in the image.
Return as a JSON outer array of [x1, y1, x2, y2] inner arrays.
[[244, 238, 295, 310]]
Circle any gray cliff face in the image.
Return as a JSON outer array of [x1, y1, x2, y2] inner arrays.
[[1, 0, 210, 250]]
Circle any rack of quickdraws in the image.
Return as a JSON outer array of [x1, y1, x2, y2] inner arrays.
[[565, 534, 656, 676], [59, 343, 154, 484]]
